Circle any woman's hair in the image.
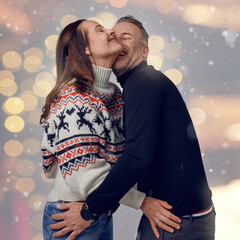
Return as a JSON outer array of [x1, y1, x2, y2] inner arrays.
[[40, 19, 95, 124]]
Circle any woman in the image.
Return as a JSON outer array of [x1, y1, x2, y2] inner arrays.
[[40, 19, 145, 240]]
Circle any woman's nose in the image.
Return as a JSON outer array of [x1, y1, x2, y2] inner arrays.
[[106, 28, 114, 35]]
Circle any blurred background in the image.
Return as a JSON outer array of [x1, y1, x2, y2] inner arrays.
[[0, 0, 240, 239]]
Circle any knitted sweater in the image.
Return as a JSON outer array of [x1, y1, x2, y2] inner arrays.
[[41, 65, 145, 209]]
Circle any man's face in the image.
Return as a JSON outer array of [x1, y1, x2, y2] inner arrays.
[[112, 22, 148, 76]]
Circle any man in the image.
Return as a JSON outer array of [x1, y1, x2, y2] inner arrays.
[[50, 16, 215, 240]]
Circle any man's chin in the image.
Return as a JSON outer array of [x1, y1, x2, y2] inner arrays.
[[113, 56, 127, 69]]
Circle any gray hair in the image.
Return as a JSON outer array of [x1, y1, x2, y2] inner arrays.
[[116, 15, 149, 46]]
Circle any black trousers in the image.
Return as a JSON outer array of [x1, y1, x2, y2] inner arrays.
[[136, 208, 216, 240]]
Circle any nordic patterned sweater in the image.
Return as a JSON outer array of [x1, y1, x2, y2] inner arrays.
[[41, 65, 145, 209]]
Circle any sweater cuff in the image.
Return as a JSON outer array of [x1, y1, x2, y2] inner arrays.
[[119, 184, 146, 210]]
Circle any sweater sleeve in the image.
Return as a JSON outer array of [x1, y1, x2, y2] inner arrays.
[[119, 184, 145, 209], [41, 118, 58, 179], [86, 75, 162, 215]]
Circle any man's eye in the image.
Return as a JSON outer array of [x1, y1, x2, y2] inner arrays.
[[122, 37, 130, 40]]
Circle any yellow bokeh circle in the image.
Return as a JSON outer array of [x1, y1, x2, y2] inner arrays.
[[28, 194, 47, 211], [147, 55, 163, 70], [165, 68, 183, 85], [24, 48, 44, 60], [60, 14, 78, 29], [24, 56, 42, 73], [2, 51, 22, 71], [16, 177, 35, 194], [33, 80, 53, 98], [20, 91, 38, 111], [5, 97, 25, 114], [149, 35, 165, 52], [45, 35, 59, 52], [5, 115, 25, 132], [0, 70, 15, 81], [0, 79, 17, 96], [4, 140, 23, 157], [109, 0, 128, 8], [96, 11, 118, 29]]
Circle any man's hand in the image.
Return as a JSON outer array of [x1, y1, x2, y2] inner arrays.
[[140, 196, 181, 239], [49, 202, 92, 240]]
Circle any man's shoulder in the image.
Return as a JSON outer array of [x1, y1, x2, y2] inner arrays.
[[126, 65, 172, 92]]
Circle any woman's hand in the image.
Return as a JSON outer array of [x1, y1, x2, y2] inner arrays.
[[140, 196, 181, 239], [49, 202, 92, 240]]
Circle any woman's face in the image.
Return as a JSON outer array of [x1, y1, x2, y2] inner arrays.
[[81, 20, 123, 67]]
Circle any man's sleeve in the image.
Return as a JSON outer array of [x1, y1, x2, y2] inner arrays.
[[86, 76, 162, 215]]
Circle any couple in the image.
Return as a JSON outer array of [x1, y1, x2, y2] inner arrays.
[[40, 16, 215, 240]]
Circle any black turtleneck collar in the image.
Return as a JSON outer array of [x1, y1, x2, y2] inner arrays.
[[117, 60, 148, 88]]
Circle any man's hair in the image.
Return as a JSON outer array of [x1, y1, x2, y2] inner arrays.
[[116, 15, 149, 45]]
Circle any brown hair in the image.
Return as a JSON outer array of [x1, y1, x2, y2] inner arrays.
[[40, 19, 95, 124]]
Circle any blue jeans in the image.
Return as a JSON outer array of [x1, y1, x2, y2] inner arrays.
[[43, 201, 113, 240]]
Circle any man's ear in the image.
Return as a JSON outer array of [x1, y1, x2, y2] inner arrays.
[[143, 45, 149, 59], [85, 47, 91, 55]]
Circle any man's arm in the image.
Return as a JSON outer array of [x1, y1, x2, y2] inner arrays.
[[86, 75, 161, 215]]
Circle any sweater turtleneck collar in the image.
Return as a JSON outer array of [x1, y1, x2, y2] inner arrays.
[[116, 60, 147, 88], [92, 64, 112, 89]]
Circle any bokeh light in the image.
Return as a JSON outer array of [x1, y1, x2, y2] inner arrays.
[[225, 123, 240, 141], [5, 97, 25, 115], [23, 56, 42, 73], [28, 194, 47, 211], [45, 35, 59, 52], [20, 91, 38, 111], [17, 160, 36, 176], [2, 51, 22, 72], [156, 0, 175, 14], [52, 65, 57, 78], [16, 177, 35, 194], [165, 68, 183, 85], [94, 0, 108, 3], [184, 4, 215, 25], [189, 107, 206, 126], [96, 11, 118, 29], [5, 115, 25, 132], [24, 48, 44, 61], [35, 72, 55, 86], [0, 79, 17, 96], [4, 140, 23, 157], [0, 70, 15, 81], [23, 138, 40, 155], [60, 14, 78, 29], [109, 0, 128, 8], [149, 35, 165, 52], [147, 55, 163, 70], [32, 81, 53, 98], [162, 42, 181, 59]]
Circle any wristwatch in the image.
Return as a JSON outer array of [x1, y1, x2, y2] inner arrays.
[[80, 202, 98, 221]]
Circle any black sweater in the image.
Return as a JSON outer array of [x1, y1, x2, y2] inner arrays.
[[86, 61, 212, 217]]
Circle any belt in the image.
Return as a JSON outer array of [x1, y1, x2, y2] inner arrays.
[[181, 205, 213, 219]]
